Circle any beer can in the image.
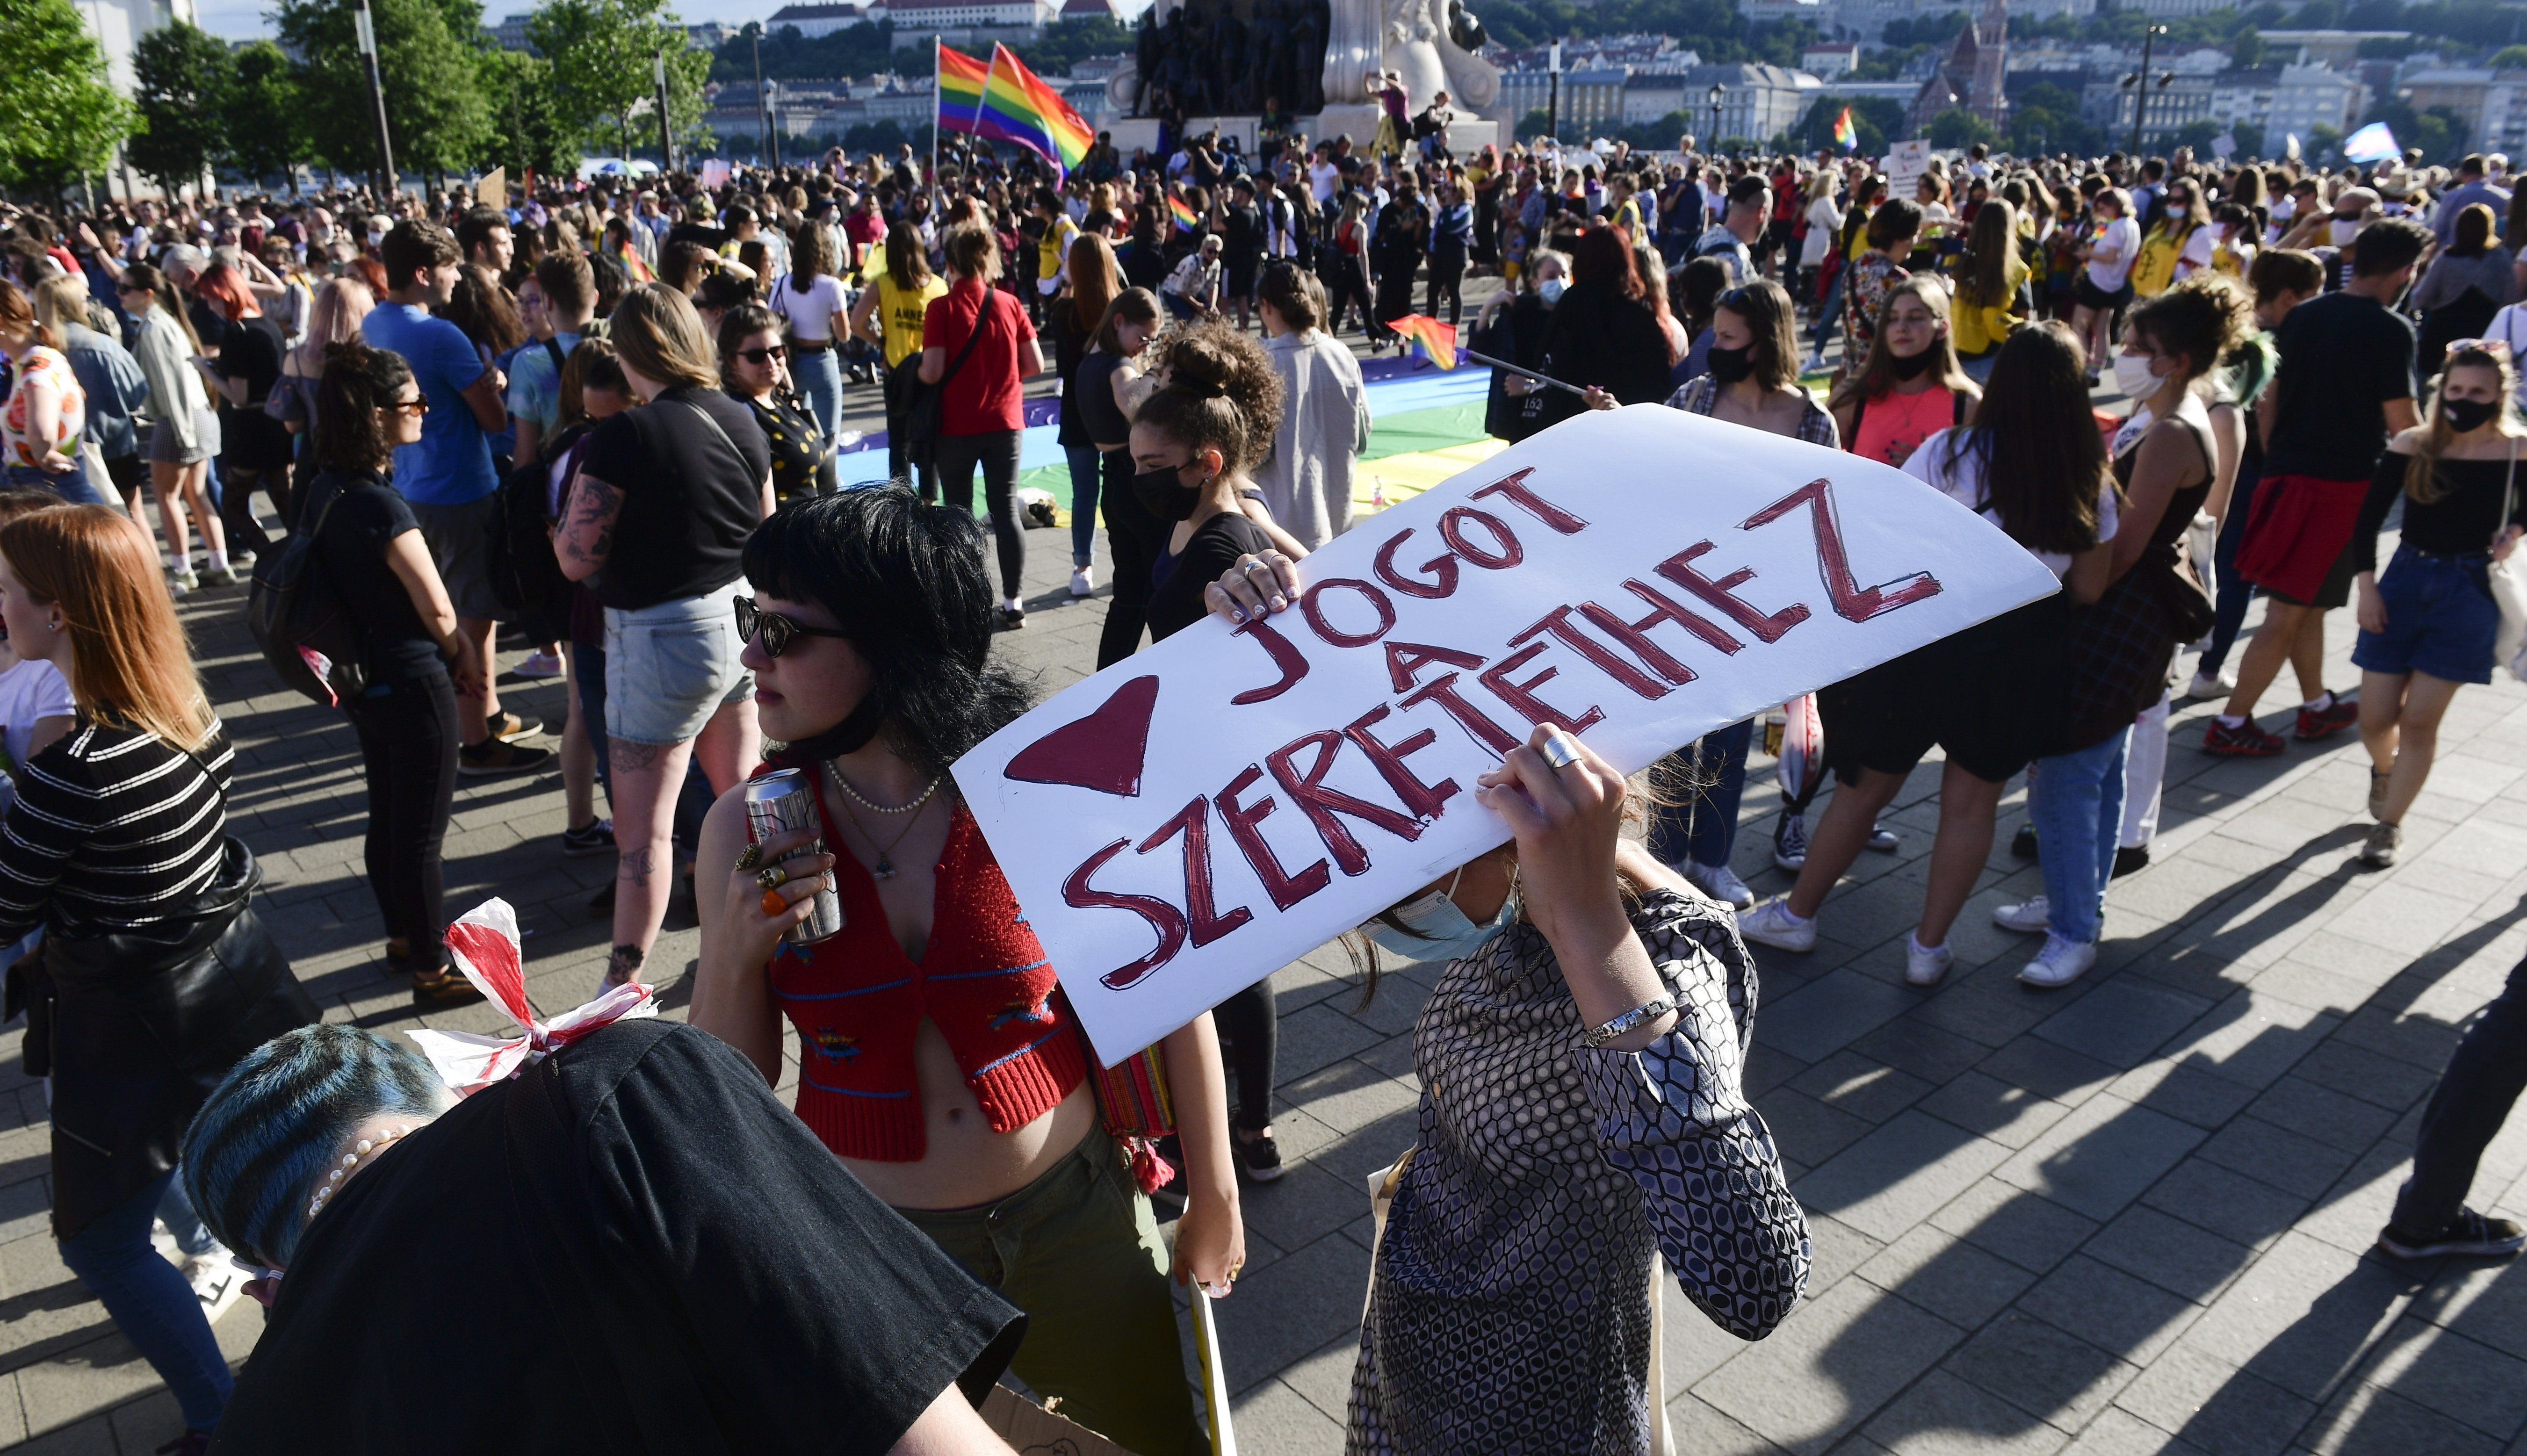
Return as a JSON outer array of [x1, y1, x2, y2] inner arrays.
[[743, 768, 844, 944]]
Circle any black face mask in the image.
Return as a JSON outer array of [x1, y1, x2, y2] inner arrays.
[[2444, 396, 2502, 434], [1134, 461, 1204, 521], [1888, 348, 1935, 381], [1705, 342, 1756, 384]]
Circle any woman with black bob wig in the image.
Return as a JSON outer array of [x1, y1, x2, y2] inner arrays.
[[689, 487, 1243, 1456]]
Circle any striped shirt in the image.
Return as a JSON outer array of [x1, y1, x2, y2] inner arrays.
[[0, 718, 231, 939]]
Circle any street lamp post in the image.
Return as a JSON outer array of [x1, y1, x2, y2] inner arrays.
[[1547, 42, 1561, 142], [1709, 82, 1726, 150], [752, 29, 777, 167], [2128, 23, 2168, 156], [352, 0, 399, 197], [654, 51, 676, 173]]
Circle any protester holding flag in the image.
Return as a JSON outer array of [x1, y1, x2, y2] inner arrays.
[[690, 489, 1239, 1456], [1525, 224, 1675, 433]]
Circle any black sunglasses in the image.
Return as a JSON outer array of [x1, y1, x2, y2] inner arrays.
[[735, 344, 788, 365], [735, 596, 849, 659]]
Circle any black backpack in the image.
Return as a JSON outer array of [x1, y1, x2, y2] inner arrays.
[[486, 449, 573, 643], [245, 481, 367, 708]]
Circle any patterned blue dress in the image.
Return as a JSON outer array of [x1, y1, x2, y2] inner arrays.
[[1347, 887, 1812, 1454]]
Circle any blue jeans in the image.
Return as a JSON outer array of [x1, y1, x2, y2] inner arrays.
[[4, 463, 108, 505], [2030, 727, 2132, 945], [792, 346, 845, 446], [2200, 457, 2262, 677], [1647, 719, 1753, 870], [1064, 445, 1103, 569], [1810, 264, 1847, 353], [58, 1167, 232, 1431]]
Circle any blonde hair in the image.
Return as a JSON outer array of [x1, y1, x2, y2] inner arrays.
[[295, 277, 375, 374], [2409, 343, 2520, 505], [31, 275, 88, 342], [607, 283, 720, 392], [1831, 274, 1975, 411], [1, 506, 215, 750]]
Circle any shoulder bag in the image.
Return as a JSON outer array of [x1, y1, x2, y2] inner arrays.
[[2484, 436, 2527, 680], [2052, 415, 2220, 752], [899, 293, 996, 468], [246, 481, 368, 709]]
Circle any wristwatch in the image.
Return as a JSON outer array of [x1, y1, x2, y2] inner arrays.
[[1583, 996, 1676, 1049]]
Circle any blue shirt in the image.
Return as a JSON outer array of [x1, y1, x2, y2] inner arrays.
[[361, 303, 497, 506], [504, 330, 583, 437]]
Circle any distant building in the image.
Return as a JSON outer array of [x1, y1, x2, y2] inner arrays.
[[1736, 0, 2088, 46], [1801, 42, 1859, 80], [1499, 68, 1627, 135], [764, 3, 874, 38], [487, 11, 533, 50], [2253, 29, 2409, 69], [2266, 61, 2366, 148], [1906, 0, 2008, 135], [874, 0, 1054, 29], [1057, 0, 1121, 19], [686, 21, 729, 47]]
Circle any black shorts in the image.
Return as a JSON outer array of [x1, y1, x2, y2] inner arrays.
[[102, 452, 144, 499], [1819, 598, 2064, 785], [2075, 275, 2133, 313], [2264, 536, 2362, 610]]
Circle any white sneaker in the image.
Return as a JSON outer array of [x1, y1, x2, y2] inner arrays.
[[1904, 933, 1953, 986], [181, 1250, 249, 1325], [514, 650, 565, 678], [1070, 566, 1094, 598], [1685, 859, 1755, 909], [1802, 350, 1827, 374], [1738, 898, 1817, 952], [2020, 933, 2097, 988], [1992, 896, 2050, 934], [2188, 668, 2236, 699], [1772, 814, 1809, 872], [1866, 820, 1900, 853]]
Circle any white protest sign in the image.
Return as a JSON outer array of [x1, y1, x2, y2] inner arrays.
[[953, 406, 2061, 1064], [1881, 139, 1933, 200]]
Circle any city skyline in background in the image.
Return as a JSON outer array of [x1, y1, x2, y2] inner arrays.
[[188, 0, 1159, 42]]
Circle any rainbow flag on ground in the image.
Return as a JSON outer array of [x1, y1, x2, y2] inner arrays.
[[937, 42, 990, 135], [1832, 106, 1857, 150], [1387, 314, 1458, 371], [1168, 194, 1200, 232], [979, 43, 1093, 176]]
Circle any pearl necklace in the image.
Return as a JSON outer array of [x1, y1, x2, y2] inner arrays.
[[305, 1124, 414, 1222], [826, 764, 942, 816]]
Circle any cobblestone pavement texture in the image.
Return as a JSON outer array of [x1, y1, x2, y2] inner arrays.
[[6, 353, 2527, 1456]]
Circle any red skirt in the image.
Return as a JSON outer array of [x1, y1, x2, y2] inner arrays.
[[2234, 473, 2370, 603]]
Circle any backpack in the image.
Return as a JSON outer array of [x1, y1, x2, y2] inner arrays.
[[245, 480, 368, 709], [486, 454, 573, 644]]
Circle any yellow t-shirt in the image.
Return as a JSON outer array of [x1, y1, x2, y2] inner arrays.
[[1039, 216, 1080, 285], [875, 274, 949, 368]]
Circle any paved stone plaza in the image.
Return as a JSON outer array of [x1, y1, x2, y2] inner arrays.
[[5, 416, 2527, 1455]]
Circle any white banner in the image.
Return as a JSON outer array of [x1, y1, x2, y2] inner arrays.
[[953, 406, 2061, 1064]]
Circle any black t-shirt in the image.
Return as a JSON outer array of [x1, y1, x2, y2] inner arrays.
[[746, 388, 835, 500], [308, 469, 446, 685], [1222, 203, 1264, 265], [1049, 306, 1096, 447], [580, 385, 771, 610], [2352, 452, 2527, 574], [2262, 291, 2418, 480], [186, 296, 230, 357], [217, 317, 294, 470], [207, 1020, 1022, 1456], [1074, 350, 1132, 447], [1147, 511, 1273, 642]]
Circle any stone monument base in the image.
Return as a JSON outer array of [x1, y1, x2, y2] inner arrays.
[[1095, 110, 1502, 167]]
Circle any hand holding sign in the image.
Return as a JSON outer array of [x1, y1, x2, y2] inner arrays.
[[954, 404, 2062, 1065]]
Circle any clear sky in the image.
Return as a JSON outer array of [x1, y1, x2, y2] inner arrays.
[[194, 0, 1153, 43]]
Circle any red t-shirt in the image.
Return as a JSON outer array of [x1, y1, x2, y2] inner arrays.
[[923, 278, 1035, 436]]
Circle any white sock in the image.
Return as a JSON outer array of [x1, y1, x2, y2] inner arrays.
[[2303, 691, 2332, 711], [164, 551, 182, 571], [1909, 931, 1949, 958], [2217, 713, 2246, 728], [206, 549, 228, 572], [1776, 902, 1813, 926], [1005, 596, 1023, 612]]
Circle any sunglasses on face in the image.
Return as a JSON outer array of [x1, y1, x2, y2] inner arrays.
[[393, 396, 429, 416], [735, 595, 849, 659], [735, 345, 788, 365]]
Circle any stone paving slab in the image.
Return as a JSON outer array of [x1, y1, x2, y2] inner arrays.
[[9, 381, 2527, 1455]]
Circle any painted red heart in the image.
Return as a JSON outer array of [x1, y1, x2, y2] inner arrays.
[[1004, 674, 1160, 798]]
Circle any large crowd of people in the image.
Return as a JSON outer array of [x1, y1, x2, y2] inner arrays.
[[0, 119, 2524, 1454]]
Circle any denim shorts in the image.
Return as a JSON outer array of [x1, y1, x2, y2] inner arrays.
[[2352, 547, 2498, 685], [602, 581, 753, 746]]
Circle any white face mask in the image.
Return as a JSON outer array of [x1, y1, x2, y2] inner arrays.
[[2331, 218, 2361, 245], [1537, 276, 1567, 303], [2113, 351, 2166, 401]]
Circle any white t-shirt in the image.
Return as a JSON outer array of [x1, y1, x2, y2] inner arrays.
[[769, 273, 848, 342], [1309, 161, 1339, 205], [1903, 427, 2118, 580], [0, 657, 73, 804], [2087, 215, 2142, 291]]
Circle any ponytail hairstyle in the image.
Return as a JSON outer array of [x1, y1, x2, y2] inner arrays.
[[1132, 318, 1284, 476], [119, 261, 203, 354], [2408, 343, 2520, 505], [2125, 270, 2253, 385]]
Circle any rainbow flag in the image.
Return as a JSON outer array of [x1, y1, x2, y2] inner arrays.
[[978, 43, 1093, 176], [615, 241, 655, 284], [1168, 194, 1199, 232], [1832, 106, 1857, 150], [937, 42, 990, 135], [1388, 314, 1458, 371]]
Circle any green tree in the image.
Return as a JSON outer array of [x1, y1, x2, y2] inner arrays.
[[2231, 26, 2264, 68], [1794, 94, 1901, 157], [481, 49, 579, 176], [130, 21, 233, 196], [2308, 122, 2344, 160], [528, 0, 714, 161], [2493, 44, 2527, 67], [276, 0, 493, 180], [1928, 106, 1996, 149], [2229, 122, 2266, 160], [224, 40, 303, 192], [0, 0, 133, 194]]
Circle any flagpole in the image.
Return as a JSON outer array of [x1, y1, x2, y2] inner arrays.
[[932, 36, 942, 197]]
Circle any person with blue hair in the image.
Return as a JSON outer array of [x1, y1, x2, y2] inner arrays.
[[179, 1018, 1029, 1454]]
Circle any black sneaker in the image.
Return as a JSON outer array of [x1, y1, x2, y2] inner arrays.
[[2377, 1208, 2526, 1260], [998, 605, 1026, 631], [1233, 1130, 1285, 1183], [2011, 822, 2039, 861], [562, 818, 616, 857], [459, 739, 554, 777], [2112, 844, 2150, 878]]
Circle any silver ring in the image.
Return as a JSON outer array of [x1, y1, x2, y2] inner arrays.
[[1538, 734, 1582, 771], [1240, 557, 1270, 575]]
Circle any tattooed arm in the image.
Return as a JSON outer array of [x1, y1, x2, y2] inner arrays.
[[556, 470, 624, 582]]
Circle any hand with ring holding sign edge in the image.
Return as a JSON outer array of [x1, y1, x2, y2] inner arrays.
[[1478, 724, 1684, 1053], [1203, 548, 1304, 625], [700, 823, 837, 990]]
